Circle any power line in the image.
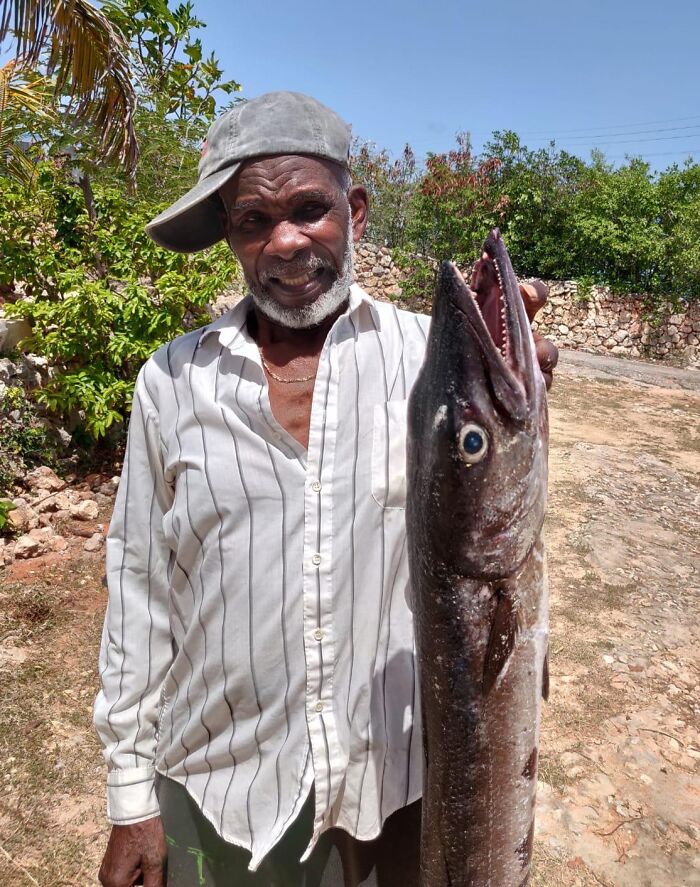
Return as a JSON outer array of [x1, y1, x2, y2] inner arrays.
[[560, 132, 700, 147], [509, 113, 700, 137], [525, 123, 700, 144]]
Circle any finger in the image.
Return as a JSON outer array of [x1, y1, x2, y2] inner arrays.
[[519, 280, 548, 322], [141, 841, 168, 887], [535, 337, 559, 375], [99, 862, 138, 887], [142, 860, 167, 887]]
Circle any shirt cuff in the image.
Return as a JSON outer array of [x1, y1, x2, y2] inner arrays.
[[106, 766, 160, 825]]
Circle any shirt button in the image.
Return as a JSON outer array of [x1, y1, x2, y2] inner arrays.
[[315, 701, 324, 713], [311, 481, 322, 492], [312, 553, 322, 566], [313, 628, 324, 641], [272, 432, 281, 441]]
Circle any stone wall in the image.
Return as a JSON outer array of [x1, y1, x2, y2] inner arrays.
[[351, 243, 700, 369], [531, 282, 700, 368], [353, 241, 406, 302]]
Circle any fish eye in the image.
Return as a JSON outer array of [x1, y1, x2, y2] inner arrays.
[[457, 423, 488, 465]]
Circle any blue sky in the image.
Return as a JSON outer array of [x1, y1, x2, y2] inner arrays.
[[194, 0, 700, 171]]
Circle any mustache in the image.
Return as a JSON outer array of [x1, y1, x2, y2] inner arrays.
[[259, 255, 333, 285]]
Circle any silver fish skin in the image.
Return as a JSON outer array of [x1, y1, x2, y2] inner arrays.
[[406, 229, 549, 887]]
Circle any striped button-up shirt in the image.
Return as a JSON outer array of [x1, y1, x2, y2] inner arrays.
[[94, 284, 431, 870]]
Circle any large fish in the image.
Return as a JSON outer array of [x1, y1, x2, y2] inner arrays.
[[406, 229, 549, 887]]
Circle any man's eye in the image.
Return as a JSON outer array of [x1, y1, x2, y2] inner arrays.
[[238, 214, 266, 231], [297, 203, 328, 221]]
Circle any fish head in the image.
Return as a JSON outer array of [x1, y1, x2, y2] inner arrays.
[[407, 229, 548, 580]]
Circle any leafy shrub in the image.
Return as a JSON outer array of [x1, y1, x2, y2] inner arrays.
[[0, 499, 17, 534], [2, 164, 239, 438], [390, 250, 436, 314], [404, 132, 700, 302], [351, 141, 417, 249]]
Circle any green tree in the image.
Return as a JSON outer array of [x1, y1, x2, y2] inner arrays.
[[566, 155, 664, 292], [656, 160, 700, 300], [407, 132, 502, 263], [0, 59, 55, 183], [1, 0, 242, 440], [402, 129, 700, 302], [0, 0, 138, 173], [478, 132, 585, 279], [100, 0, 241, 201], [1, 163, 238, 438], [351, 140, 417, 249]]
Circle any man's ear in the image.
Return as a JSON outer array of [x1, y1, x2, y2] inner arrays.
[[348, 185, 369, 243]]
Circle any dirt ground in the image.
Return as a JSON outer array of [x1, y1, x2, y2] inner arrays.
[[0, 351, 698, 886]]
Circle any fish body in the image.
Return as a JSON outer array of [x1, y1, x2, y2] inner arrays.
[[406, 230, 549, 887]]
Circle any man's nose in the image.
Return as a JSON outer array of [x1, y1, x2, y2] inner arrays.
[[266, 220, 309, 260]]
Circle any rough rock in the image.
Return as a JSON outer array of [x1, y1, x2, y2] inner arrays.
[[33, 491, 73, 513], [22, 354, 48, 371], [0, 316, 32, 355], [25, 466, 66, 493], [14, 534, 42, 559], [0, 357, 17, 381], [70, 499, 99, 521], [47, 535, 68, 553], [83, 533, 104, 552], [8, 506, 40, 532]]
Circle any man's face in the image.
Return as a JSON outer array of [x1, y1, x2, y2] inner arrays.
[[219, 155, 368, 329]]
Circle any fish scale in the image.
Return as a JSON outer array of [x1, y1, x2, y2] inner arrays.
[[407, 230, 549, 887]]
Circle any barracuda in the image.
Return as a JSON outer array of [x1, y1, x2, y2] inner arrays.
[[407, 230, 549, 887]]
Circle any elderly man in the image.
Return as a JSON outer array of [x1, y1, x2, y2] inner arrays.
[[95, 92, 557, 887]]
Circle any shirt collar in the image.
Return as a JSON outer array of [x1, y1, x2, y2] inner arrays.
[[198, 284, 380, 356]]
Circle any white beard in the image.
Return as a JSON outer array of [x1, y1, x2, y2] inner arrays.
[[246, 229, 354, 330]]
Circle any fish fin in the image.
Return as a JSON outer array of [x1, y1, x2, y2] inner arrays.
[[482, 587, 519, 695], [542, 650, 550, 701]]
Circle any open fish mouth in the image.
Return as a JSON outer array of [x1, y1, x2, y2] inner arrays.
[[439, 229, 537, 417]]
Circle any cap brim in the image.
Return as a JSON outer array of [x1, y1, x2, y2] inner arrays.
[[145, 163, 241, 253]]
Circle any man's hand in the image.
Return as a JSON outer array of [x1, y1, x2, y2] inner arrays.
[[519, 279, 559, 391], [470, 255, 559, 391], [99, 818, 167, 887]]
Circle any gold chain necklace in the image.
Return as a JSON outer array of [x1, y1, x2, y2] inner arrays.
[[259, 350, 317, 384]]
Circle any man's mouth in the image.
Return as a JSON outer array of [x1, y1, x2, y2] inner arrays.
[[270, 267, 325, 288]]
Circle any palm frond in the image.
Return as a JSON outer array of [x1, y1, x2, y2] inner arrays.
[[0, 0, 138, 174], [0, 58, 55, 117], [0, 58, 55, 184]]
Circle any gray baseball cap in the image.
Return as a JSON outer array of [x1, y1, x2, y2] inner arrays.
[[146, 91, 352, 253]]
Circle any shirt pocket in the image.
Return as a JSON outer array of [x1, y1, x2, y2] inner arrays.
[[371, 400, 408, 509]]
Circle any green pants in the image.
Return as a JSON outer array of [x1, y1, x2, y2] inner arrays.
[[155, 776, 421, 886]]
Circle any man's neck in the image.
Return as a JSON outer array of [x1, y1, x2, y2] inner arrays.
[[249, 300, 350, 356]]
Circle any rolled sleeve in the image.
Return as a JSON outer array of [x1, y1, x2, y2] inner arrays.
[[107, 765, 160, 824]]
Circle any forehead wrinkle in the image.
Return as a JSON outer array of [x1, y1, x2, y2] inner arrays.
[[230, 189, 336, 214], [223, 155, 345, 210]]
